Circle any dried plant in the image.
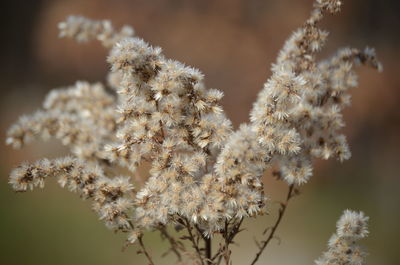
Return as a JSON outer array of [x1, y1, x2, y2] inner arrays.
[[7, 0, 381, 264]]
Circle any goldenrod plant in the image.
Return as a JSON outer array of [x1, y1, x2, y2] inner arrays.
[[7, 0, 381, 264]]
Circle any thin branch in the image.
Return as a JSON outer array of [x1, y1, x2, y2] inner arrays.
[[194, 224, 212, 265], [211, 244, 224, 262], [159, 226, 184, 261], [205, 236, 212, 265], [214, 217, 244, 265], [182, 217, 205, 265], [138, 235, 156, 265], [223, 220, 231, 265], [249, 184, 295, 265]]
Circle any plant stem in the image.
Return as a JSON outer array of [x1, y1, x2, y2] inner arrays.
[[138, 235, 156, 265], [205, 236, 212, 265], [183, 217, 205, 265], [214, 218, 244, 265], [194, 224, 212, 265], [159, 226, 184, 261], [249, 184, 295, 265]]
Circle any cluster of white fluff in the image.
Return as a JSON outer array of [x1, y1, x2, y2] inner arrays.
[[7, 81, 117, 161], [9, 157, 134, 230], [7, 1, 379, 264], [249, 1, 382, 185], [315, 210, 369, 265], [58, 15, 134, 48]]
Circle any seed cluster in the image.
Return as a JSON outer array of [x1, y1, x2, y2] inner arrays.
[[7, 1, 379, 264]]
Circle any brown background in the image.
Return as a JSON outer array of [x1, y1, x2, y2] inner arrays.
[[1, 0, 399, 264]]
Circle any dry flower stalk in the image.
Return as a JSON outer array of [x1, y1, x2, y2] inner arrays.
[[7, 0, 381, 264]]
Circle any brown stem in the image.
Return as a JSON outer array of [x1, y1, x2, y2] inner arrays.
[[159, 226, 184, 261], [223, 220, 230, 265], [214, 218, 244, 265], [249, 184, 295, 265], [138, 235, 156, 265], [194, 224, 212, 265], [205, 236, 212, 265], [183, 218, 205, 265]]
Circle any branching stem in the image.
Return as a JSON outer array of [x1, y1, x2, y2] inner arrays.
[[183, 217, 205, 265], [205, 236, 212, 265], [213, 217, 244, 265], [249, 184, 295, 265], [159, 226, 184, 261], [138, 235, 156, 265]]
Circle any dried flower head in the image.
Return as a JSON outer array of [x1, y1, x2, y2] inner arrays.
[[316, 210, 369, 265], [7, 1, 380, 264]]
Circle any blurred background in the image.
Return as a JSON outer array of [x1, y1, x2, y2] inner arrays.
[[1, 0, 399, 264]]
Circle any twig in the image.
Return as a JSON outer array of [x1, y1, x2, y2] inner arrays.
[[205, 236, 212, 265], [214, 218, 244, 265], [223, 220, 231, 265], [159, 226, 184, 261], [194, 224, 212, 265], [182, 217, 205, 265], [138, 235, 156, 265], [249, 184, 295, 265]]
